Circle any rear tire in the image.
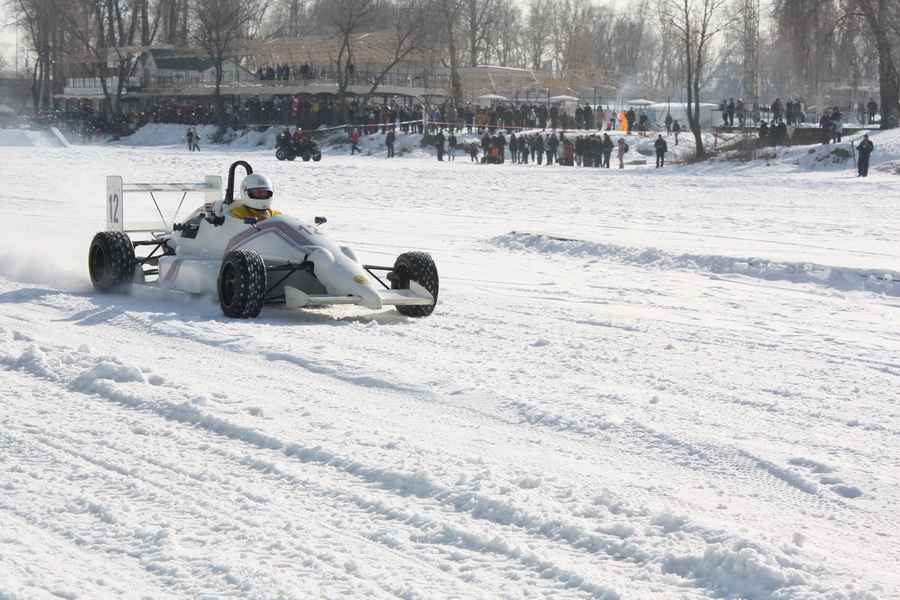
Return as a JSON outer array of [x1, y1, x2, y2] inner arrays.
[[89, 231, 136, 293], [218, 249, 267, 318], [301, 150, 311, 162], [389, 251, 438, 317], [275, 148, 287, 161]]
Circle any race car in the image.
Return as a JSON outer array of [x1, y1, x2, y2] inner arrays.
[[88, 160, 438, 318]]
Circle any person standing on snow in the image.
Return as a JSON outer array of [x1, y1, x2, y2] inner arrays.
[[448, 132, 457, 161], [385, 130, 396, 158], [601, 133, 613, 168], [866, 98, 878, 125], [186, 128, 193, 151], [857, 134, 874, 177], [350, 128, 361, 155], [654, 134, 668, 168], [819, 111, 832, 145], [617, 137, 628, 168], [191, 126, 200, 151], [435, 130, 446, 161]]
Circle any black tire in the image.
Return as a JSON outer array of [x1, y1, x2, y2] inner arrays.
[[287, 154, 296, 161], [275, 148, 287, 161], [312, 152, 322, 162], [218, 249, 267, 318], [89, 231, 136, 293], [301, 150, 311, 162], [389, 251, 438, 317]]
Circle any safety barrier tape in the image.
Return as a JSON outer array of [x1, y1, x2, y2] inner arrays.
[[290, 119, 639, 136]]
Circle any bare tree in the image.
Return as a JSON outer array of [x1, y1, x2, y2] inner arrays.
[[432, 0, 466, 103], [522, 0, 551, 70], [60, 0, 157, 118], [851, 0, 899, 128], [157, 0, 189, 44], [484, 0, 523, 67], [313, 0, 385, 124], [191, 0, 258, 127], [658, 0, 736, 157], [548, 0, 601, 70], [352, 0, 430, 106], [462, 0, 502, 67], [266, 0, 314, 38], [12, 0, 66, 114]]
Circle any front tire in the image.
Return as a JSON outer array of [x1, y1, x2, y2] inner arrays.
[[218, 249, 267, 318], [301, 150, 311, 162], [389, 251, 438, 317], [89, 231, 136, 293], [312, 152, 322, 162]]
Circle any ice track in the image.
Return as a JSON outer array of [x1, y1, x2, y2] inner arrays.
[[1, 143, 898, 599]]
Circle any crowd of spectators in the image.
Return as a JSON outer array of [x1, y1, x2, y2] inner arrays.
[[42, 89, 883, 151]]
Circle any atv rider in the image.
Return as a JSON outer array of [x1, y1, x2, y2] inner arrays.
[[231, 173, 281, 222]]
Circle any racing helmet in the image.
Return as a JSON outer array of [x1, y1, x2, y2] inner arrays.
[[240, 173, 274, 211]]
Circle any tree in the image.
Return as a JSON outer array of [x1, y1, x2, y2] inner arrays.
[[12, 0, 66, 115], [158, 0, 190, 44], [266, 0, 314, 38], [191, 0, 258, 127], [658, 0, 735, 158], [346, 0, 430, 110], [313, 0, 385, 125], [432, 0, 466, 104], [522, 0, 551, 70], [852, 0, 899, 128], [463, 0, 502, 67], [61, 0, 157, 118]]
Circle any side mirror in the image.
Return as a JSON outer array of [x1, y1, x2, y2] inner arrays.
[[315, 216, 327, 225]]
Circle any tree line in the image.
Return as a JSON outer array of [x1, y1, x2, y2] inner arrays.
[[5, 0, 899, 155]]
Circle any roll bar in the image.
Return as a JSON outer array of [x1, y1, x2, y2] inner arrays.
[[224, 161, 254, 205]]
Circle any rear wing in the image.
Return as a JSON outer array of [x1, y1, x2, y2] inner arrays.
[[105, 175, 223, 233]]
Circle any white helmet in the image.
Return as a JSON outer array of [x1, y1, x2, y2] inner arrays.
[[240, 173, 274, 211]]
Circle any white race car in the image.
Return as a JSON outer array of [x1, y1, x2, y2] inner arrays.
[[88, 160, 438, 318]]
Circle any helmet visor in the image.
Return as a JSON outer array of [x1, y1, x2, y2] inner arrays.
[[248, 188, 273, 200]]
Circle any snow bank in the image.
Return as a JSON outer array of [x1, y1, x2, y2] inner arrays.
[[494, 232, 900, 296], [0, 128, 64, 147]]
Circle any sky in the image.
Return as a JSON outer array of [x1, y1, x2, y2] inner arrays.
[[0, 122, 898, 599]]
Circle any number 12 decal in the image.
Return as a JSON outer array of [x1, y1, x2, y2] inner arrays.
[[108, 193, 120, 223]]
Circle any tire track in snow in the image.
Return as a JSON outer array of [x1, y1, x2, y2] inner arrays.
[[0, 326, 641, 598], [2, 321, 843, 600]]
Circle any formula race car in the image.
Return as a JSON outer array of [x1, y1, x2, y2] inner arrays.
[[88, 160, 438, 318]]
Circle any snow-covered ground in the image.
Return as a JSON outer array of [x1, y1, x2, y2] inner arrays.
[[1, 123, 898, 600]]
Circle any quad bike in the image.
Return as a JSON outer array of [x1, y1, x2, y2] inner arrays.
[[275, 132, 322, 162], [88, 160, 438, 318]]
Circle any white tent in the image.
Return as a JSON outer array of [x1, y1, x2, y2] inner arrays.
[[649, 102, 719, 130], [476, 93, 507, 103], [626, 99, 654, 106], [549, 95, 579, 102]]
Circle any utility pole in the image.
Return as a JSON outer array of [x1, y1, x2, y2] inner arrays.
[[742, 0, 760, 120]]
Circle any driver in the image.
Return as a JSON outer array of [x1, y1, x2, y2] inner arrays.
[[231, 173, 281, 222]]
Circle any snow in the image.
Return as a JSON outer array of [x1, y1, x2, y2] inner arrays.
[[1, 122, 898, 600]]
